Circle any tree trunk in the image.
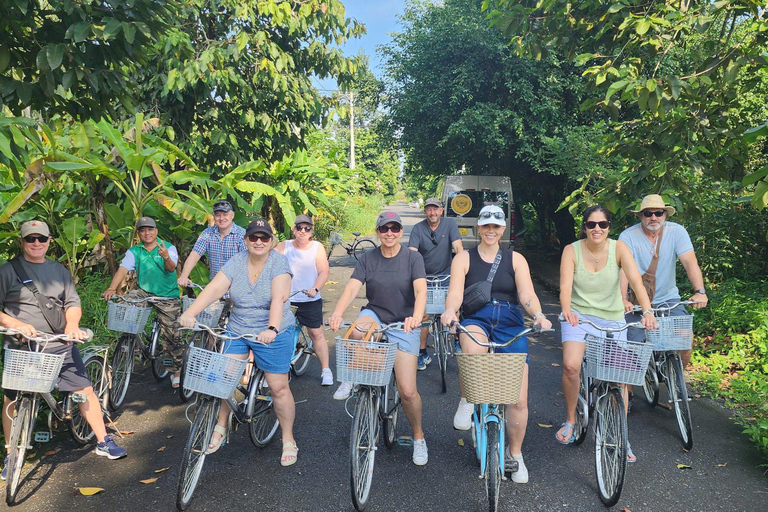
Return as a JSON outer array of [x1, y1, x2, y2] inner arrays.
[[90, 176, 117, 274]]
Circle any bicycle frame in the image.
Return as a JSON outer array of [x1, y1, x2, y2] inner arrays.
[[473, 404, 509, 479]]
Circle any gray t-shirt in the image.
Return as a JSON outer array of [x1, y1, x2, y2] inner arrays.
[[0, 257, 81, 334], [220, 250, 294, 335], [618, 221, 694, 304], [408, 217, 460, 275], [350, 246, 426, 324]]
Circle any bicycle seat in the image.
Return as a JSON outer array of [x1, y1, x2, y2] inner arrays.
[[352, 231, 361, 236]]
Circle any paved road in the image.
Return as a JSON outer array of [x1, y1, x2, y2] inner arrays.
[[3, 203, 767, 511]]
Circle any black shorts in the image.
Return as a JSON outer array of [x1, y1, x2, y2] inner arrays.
[[2, 340, 92, 401], [291, 299, 323, 329]]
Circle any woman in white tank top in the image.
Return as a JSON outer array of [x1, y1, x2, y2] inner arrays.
[[275, 215, 332, 385]]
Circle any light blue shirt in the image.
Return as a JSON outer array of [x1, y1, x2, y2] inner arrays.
[[618, 221, 694, 304]]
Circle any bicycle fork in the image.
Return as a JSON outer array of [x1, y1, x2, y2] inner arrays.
[[475, 406, 510, 480]]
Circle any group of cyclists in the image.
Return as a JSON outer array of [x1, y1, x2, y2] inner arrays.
[[0, 193, 707, 491]]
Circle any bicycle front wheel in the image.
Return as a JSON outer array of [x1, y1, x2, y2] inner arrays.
[[433, 321, 448, 393], [290, 326, 313, 377], [6, 396, 36, 505], [383, 373, 400, 448], [574, 360, 589, 446], [70, 354, 107, 445], [149, 322, 170, 381], [176, 397, 219, 511], [485, 421, 502, 512], [642, 357, 660, 407], [352, 239, 376, 260], [248, 370, 279, 447], [594, 387, 627, 507], [179, 331, 206, 403], [350, 388, 377, 511], [667, 354, 693, 450], [109, 334, 135, 411]]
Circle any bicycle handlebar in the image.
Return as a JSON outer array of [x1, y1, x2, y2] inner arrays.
[[325, 320, 430, 333], [0, 326, 93, 344], [109, 295, 176, 304], [558, 314, 644, 333], [426, 275, 450, 284], [178, 322, 269, 345], [451, 321, 553, 349], [630, 300, 702, 314]]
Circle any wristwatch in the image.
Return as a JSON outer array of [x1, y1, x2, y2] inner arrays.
[[694, 289, 706, 295], [314, 287, 319, 293], [267, 325, 279, 334]]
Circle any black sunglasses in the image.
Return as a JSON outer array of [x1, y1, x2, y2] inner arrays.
[[479, 211, 505, 220], [585, 221, 610, 229], [378, 225, 402, 233], [23, 235, 50, 243], [248, 234, 271, 243], [429, 231, 438, 245], [643, 210, 666, 218], [295, 225, 312, 232]]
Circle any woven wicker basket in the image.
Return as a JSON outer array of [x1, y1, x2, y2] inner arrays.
[[456, 353, 527, 404]]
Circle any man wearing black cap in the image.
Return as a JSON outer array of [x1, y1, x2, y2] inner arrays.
[[178, 200, 246, 287], [408, 197, 463, 369]]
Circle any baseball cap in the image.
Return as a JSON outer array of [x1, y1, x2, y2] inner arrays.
[[136, 217, 157, 229], [294, 214, 314, 226], [424, 197, 443, 208], [20, 220, 51, 238], [213, 200, 233, 213], [477, 205, 507, 227], [376, 211, 403, 229], [245, 218, 274, 237]]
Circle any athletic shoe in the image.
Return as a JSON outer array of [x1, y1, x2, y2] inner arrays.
[[95, 435, 128, 460], [453, 397, 474, 430], [417, 352, 432, 370], [508, 452, 528, 484], [412, 439, 428, 465], [1, 455, 7, 481], [321, 368, 334, 386], [333, 381, 353, 400]]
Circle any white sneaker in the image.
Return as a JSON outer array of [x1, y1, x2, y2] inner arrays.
[[412, 438, 428, 466], [508, 452, 528, 484], [453, 397, 474, 430], [321, 368, 334, 386], [333, 381, 353, 400]]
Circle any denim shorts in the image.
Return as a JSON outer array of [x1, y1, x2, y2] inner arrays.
[[463, 300, 529, 362], [358, 309, 419, 357], [222, 325, 295, 374], [625, 302, 688, 342], [560, 311, 627, 343]]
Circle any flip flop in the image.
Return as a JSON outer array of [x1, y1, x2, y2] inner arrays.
[[281, 441, 298, 467], [626, 442, 637, 463], [556, 422, 577, 445]]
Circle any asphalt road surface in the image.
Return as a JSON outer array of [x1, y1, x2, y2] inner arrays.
[[3, 203, 767, 511]]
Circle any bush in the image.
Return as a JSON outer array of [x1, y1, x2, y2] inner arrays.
[[314, 194, 387, 244]]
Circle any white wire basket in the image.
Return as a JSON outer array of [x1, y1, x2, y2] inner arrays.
[[107, 301, 152, 334], [2, 349, 65, 393], [182, 346, 248, 399], [182, 297, 225, 330], [335, 337, 398, 387], [456, 353, 527, 404], [646, 315, 694, 351], [585, 335, 654, 386], [329, 231, 344, 245], [425, 278, 449, 314]]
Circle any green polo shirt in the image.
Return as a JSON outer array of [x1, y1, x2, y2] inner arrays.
[[127, 240, 179, 298]]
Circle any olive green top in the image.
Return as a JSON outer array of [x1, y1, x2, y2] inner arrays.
[[570, 239, 624, 321]]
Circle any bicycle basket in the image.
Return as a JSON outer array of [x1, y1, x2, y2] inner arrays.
[[2, 348, 65, 393], [584, 335, 654, 386], [329, 231, 344, 245], [425, 279, 449, 315], [456, 353, 527, 404], [182, 297, 225, 329], [107, 301, 152, 334], [335, 337, 398, 387], [646, 314, 693, 351], [182, 346, 248, 399]]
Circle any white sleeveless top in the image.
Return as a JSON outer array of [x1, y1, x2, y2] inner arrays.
[[284, 240, 321, 302]]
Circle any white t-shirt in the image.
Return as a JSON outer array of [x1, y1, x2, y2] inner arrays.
[[120, 244, 179, 271]]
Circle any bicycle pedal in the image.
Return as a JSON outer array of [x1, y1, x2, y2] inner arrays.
[[71, 392, 88, 403], [396, 436, 413, 447], [34, 432, 50, 443], [163, 358, 174, 367]]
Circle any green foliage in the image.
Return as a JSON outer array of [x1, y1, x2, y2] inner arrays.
[[313, 193, 386, 244]]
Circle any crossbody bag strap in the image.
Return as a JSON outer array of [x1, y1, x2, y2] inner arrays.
[[485, 248, 503, 283], [9, 257, 64, 332], [645, 228, 663, 276]]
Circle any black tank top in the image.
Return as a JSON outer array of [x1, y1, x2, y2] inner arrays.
[[465, 247, 518, 303]]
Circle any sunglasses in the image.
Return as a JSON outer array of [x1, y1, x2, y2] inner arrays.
[[585, 221, 610, 229], [23, 235, 50, 243], [248, 234, 271, 243], [479, 211, 505, 220], [378, 225, 402, 233], [430, 231, 438, 245], [643, 210, 666, 218], [295, 225, 312, 232]]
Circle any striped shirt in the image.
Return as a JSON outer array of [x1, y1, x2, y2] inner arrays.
[[192, 223, 247, 279]]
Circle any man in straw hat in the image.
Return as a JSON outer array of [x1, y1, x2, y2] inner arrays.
[[619, 194, 708, 367]]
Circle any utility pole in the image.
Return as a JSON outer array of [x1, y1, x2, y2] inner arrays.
[[349, 91, 355, 169]]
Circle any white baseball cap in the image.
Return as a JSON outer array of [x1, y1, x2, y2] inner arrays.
[[477, 205, 506, 227]]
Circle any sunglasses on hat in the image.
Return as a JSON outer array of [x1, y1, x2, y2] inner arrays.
[[479, 211, 505, 220]]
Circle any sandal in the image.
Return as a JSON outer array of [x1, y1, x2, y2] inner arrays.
[[206, 425, 227, 454], [171, 374, 180, 388], [626, 442, 637, 463], [280, 441, 298, 467], [556, 422, 577, 445]]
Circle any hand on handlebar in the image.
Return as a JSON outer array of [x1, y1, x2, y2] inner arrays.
[[328, 314, 344, 331], [533, 315, 552, 331], [257, 328, 277, 344], [690, 292, 708, 309], [441, 309, 458, 328], [403, 316, 421, 334], [9, 321, 36, 338], [64, 323, 88, 342], [179, 312, 196, 329], [641, 314, 657, 331], [623, 299, 635, 313], [561, 310, 579, 327], [177, 276, 192, 288], [102, 288, 116, 301]]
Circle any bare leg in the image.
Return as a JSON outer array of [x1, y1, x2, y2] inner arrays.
[[419, 313, 429, 351], [264, 372, 295, 445], [558, 341, 586, 440], [76, 386, 107, 442], [394, 350, 424, 440], [506, 365, 529, 456], [210, 352, 249, 449], [307, 326, 329, 370]]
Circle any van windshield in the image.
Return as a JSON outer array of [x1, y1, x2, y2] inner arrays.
[[445, 190, 509, 218]]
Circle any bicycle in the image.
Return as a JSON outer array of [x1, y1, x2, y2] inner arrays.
[[1, 326, 112, 505], [175, 323, 277, 511], [288, 290, 315, 377], [566, 315, 652, 507], [425, 275, 451, 393], [327, 231, 378, 261], [106, 294, 179, 410], [638, 300, 699, 450], [452, 322, 551, 512]]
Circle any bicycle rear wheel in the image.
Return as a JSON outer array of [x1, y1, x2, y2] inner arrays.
[[353, 239, 376, 260], [433, 321, 448, 393], [248, 370, 279, 447], [642, 357, 660, 407], [290, 326, 313, 377], [667, 354, 693, 450], [176, 397, 218, 511], [574, 361, 589, 445], [70, 354, 107, 445], [594, 387, 627, 507], [109, 334, 135, 411], [383, 372, 400, 448], [485, 421, 502, 512], [179, 331, 206, 403], [5, 396, 36, 505], [350, 388, 377, 511]]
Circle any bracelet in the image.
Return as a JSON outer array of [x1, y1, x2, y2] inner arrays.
[[107, 288, 115, 292], [533, 311, 545, 319], [642, 309, 654, 317], [267, 325, 279, 334]]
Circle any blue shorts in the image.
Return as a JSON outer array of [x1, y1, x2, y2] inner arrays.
[[560, 311, 627, 343], [222, 325, 295, 374], [625, 302, 687, 342], [359, 309, 419, 357], [463, 300, 529, 362]]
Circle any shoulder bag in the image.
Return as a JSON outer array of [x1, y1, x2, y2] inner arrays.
[[461, 248, 502, 316], [9, 257, 67, 333], [627, 228, 663, 305]]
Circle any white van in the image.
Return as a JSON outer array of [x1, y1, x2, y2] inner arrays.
[[438, 175, 514, 248]]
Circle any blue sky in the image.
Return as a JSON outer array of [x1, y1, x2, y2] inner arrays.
[[314, 0, 407, 94]]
